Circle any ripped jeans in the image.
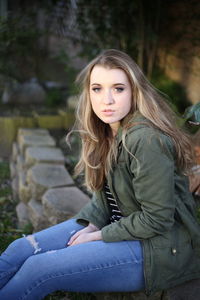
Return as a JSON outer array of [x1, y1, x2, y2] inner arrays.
[[0, 219, 145, 300]]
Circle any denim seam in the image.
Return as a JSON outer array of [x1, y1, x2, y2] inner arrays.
[[125, 241, 143, 264], [0, 267, 18, 279], [20, 261, 136, 299]]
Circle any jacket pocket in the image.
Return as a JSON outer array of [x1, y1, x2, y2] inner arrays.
[[150, 225, 194, 279]]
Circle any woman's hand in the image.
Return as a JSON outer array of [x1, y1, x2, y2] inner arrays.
[[67, 223, 102, 246]]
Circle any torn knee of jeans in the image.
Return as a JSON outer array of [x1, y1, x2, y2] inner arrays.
[[24, 235, 42, 254]]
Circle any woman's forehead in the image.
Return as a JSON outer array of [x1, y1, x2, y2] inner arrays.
[[90, 65, 129, 84]]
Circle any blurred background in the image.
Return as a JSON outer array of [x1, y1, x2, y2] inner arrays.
[[0, 0, 199, 113], [0, 1, 200, 299]]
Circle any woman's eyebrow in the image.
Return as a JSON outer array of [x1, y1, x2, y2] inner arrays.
[[113, 83, 126, 86], [91, 83, 126, 86]]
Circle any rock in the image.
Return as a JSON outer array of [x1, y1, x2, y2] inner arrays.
[[43, 81, 67, 90], [66, 95, 79, 110], [27, 163, 74, 201], [16, 154, 26, 172], [11, 142, 19, 163], [11, 176, 19, 202], [42, 186, 90, 225], [18, 134, 56, 156], [2, 80, 46, 105], [9, 161, 16, 179], [25, 147, 65, 168], [16, 202, 29, 228], [18, 171, 31, 203], [28, 198, 49, 231], [17, 128, 49, 144]]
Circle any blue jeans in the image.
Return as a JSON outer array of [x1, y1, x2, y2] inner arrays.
[[0, 219, 145, 300]]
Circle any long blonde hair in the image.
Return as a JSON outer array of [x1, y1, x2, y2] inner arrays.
[[73, 49, 195, 191]]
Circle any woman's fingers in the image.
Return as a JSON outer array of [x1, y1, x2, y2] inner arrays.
[[67, 224, 99, 246], [67, 226, 91, 245], [69, 233, 92, 246]]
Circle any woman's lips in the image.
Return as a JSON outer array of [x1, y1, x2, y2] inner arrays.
[[102, 109, 115, 116]]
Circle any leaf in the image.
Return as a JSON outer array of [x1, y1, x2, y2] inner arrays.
[[183, 103, 200, 125], [0, 196, 8, 204]]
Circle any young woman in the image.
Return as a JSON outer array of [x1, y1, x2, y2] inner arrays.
[[0, 49, 200, 299]]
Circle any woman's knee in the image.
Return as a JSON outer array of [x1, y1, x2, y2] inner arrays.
[[1, 235, 40, 265]]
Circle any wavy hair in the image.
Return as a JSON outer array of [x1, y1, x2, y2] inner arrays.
[[73, 49, 195, 191]]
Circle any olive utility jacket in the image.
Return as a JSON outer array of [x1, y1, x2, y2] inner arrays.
[[75, 112, 200, 295]]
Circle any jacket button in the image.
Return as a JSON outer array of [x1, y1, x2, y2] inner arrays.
[[172, 248, 177, 255]]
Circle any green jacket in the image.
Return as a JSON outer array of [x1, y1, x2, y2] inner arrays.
[[75, 111, 200, 295]]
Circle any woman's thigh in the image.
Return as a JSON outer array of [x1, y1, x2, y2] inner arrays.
[[0, 239, 145, 300], [32, 218, 85, 252]]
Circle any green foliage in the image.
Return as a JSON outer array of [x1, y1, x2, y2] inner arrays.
[[151, 68, 190, 114], [45, 88, 63, 107], [56, 49, 79, 95], [0, 13, 44, 82], [68, 293, 96, 300], [44, 292, 95, 300], [75, 0, 166, 77], [0, 161, 10, 180]]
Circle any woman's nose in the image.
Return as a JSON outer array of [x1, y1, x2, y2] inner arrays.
[[103, 90, 114, 105]]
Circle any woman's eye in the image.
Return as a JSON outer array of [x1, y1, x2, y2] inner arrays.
[[115, 87, 124, 92], [92, 87, 101, 93]]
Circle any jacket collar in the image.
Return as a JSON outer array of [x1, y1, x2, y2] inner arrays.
[[116, 111, 148, 146]]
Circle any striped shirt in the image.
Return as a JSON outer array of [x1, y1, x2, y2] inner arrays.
[[104, 182, 123, 223]]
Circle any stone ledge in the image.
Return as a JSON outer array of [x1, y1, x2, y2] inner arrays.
[[25, 146, 65, 168], [27, 163, 74, 201], [19, 134, 56, 156], [42, 186, 90, 225], [28, 198, 50, 231]]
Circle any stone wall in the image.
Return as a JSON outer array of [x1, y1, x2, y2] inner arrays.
[[10, 127, 89, 231]]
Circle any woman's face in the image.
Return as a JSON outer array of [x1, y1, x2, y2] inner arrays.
[[89, 65, 132, 135]]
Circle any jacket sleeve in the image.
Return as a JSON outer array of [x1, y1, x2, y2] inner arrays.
[[74, 192, 110, 229], [101, 128, 176, 242]]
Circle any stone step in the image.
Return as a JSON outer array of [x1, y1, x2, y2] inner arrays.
[[17, 128, 49, 143], [16, 154, 26, 172], [18, 171, 31, 203], [16, 202, 30, 228], [25, 146, 65, 168], [42, 186, 90, 225], [11, 176, 19, 202], [18, 134, 56, 156], [9, 161, 16, 179], [27, 163, 74, 201], [28, 198, 50, 231], [11, 142, 19, 163]]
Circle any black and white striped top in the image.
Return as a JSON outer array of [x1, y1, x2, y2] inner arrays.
[[104, 182, 123, 223]]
